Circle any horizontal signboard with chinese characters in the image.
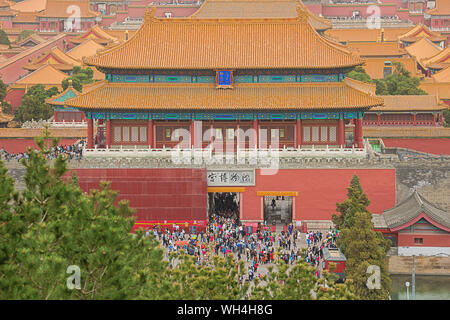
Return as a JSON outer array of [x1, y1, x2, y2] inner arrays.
[[207, 169, 255, 187]]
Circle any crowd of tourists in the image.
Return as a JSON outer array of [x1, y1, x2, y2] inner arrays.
[[0, 139, 85, 162]]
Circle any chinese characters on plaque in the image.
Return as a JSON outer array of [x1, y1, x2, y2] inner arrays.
[[207, 170, 255, 186]]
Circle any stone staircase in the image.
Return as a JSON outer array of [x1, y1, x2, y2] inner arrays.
[[304, 220, 334, 232]]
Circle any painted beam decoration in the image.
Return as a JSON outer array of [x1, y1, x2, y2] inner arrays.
[[207, 169, 255, 187], [85, 111, 364, 120]]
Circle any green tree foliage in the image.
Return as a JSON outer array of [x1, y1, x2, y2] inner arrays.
[[332, 174, 391, 300], [0, 75, 12, 115], [14, 85, 60, 122], [443, 108, 450, 128], [16, 30, 35, 43], [375, 62, 428, 95], [250, 256, 356, 300], [0, 29, 10, 46], [339, 212, 391, 300], [346, 66, 374, 84], [0, 128, 167, 299], [332, 174, 370, 232], [62, 66, 94, 92]]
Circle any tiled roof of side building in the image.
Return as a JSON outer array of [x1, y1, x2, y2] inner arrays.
[[371, 95, 446, 111], [46, 85, 80, 105], [381, 190, 450, 231], [64, 82, 383, 111], [67, 39, 105, 61], [404, 37, 443, 63], [426, 0, 450, 16], [13, 64, 69, 86], [347, 42, 407, 57], [190, 0, 331, 31], [432, 66, 450, 83], [421, 47, 450, 70], [420, 81, 450, 100], [70, 25, 119, 45], [324, 28, 411, 43], [36, 0, 100, 18], [85, 7, 363, 70], [10, 0, 47, 12]]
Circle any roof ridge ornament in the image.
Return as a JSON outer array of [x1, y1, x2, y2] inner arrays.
[[296, 3, 308, 24], [144, 6, 157, 24]]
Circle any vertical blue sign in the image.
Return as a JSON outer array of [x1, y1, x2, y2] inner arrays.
[[218, 71, 231, 86]]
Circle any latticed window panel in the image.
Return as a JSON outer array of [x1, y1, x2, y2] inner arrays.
[[122, 126, 130, 142], [140, 126, 147, 142], [131, 127, 139, 142], [320, 126, 328, 142], [113, 127, 121, 143], [329, 126, 337, 142], [311, 126, 319, 142], [303, 126, 310, 142]]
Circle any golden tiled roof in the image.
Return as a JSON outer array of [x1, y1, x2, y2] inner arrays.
[[10, 0, 46, 12], [64, 81, 382, 111], [190, 0, 331, 31], [405, 37, 443, 63], [16, 33, 46, 46], [420, 81, 450, 100], [67, 39, 104, 61], [85, 6, 362, 70], [370, 95, 445, 111], [426, 0, 450, 16], [347, 42, 407, 57], [23, 46, 81, 71], [70, 25, 119, 45], [362, 57, 418, 80], [36, 0, 99, 18], [324, 28, 410, 43], [344, 78, 376, 95], [13, 11, 39, 23], [398, 24, 446, 43], [432, 66, 450, 83]]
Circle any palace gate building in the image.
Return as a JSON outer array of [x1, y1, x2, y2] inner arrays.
[[64, 6, 397, 231]]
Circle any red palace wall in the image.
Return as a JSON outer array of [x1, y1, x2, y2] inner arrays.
[[70, 168, 208, 228], [71, 168, 396, 229], [398, 233, 450, 247], [242, 169, 396, 222], [5, 88, 25, 111]]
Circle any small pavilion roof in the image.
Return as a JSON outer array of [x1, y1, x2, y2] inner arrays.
[[70, 25, 119, 45], [64, 81, 383, 111], [85, 6, 362, 71], [381, 190, 450, 231], [426, 0, 450, 16], [16, 33, 46, 47], [190, 0, 332, 31], [398, 24, 446, 43], [23, 46, 81, 71], [46, 84, 80, 105], [404, 37, 443, 63], [36, 0, 100, 18], [370, 95, 446, 112], [324, 28, 411, 44]]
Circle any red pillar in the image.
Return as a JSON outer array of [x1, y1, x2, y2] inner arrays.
[[356, 118, 363, 148], [338, 118, 345, 147], [433, 112, 436, 126], [105, 119, 111, 148], [413, 112, 416, 126], [87, 118, 93, 149], [377, 113, 381, 126], [296, 118, 302, 148], [190, 120, 195, 148], [253, 119, 258, 148], [148, 119, 153, 148]]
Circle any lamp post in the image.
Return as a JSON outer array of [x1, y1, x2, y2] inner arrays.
[[405, 281, 410, 300], [412, 255, 415, 300]]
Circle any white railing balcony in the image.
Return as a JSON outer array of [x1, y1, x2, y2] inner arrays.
[[50, 120, 88, 128], [83, 145, 367, 164]]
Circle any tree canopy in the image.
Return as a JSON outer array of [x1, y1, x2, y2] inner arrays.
[[62, 66, 94, 93], [14, 85, 59, 123], [0, 29, 10, 46], [332, 174, 391, 300]]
